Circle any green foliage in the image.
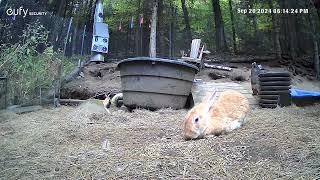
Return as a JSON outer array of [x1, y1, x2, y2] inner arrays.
[[0, 20, 76, 105], [104, 0, 140, 31], [98, 0, 284, 53]]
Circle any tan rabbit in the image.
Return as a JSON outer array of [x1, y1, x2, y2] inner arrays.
[[183, 90, 249, 140]]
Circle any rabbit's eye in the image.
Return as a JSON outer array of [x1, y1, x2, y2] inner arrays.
[[194, 117, 199, 123]]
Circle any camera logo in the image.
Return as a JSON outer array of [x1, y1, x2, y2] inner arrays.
[[6, 7, 28, 18], [6, 7, 47, 18]]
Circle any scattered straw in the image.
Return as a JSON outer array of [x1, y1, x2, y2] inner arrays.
[[0, 104, 319, 179]]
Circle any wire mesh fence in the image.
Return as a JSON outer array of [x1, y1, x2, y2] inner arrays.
[[0, 13, 93, 109]]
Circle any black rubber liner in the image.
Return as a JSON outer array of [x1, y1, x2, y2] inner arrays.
[[259, 81, 291, 86], [258, 72, 290, 77], [259, 90, 291, 95], [259, 77, 291, 82], [260, 86, 291, 91]]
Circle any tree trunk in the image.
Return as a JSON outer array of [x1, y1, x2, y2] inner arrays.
[[57, 0, 67, 17], [313, 36, 320, 80], [0, 0, 8, 19], [181, 0, 192, 45], [135, 0, 142, 56], [248, 0, 258, 38], [278, 0, 297, 60], [278, 0, 288, 55], [268, 0, 281, 59], [50, 0, 68, 51], [295, 15, 305, 56], [313, 0, 320, 19], [149, 0, 158, 58], [71, 3, 80, 56], [87, 0, 95, 33], [142, 0, 152, 56], [169, 5, 176, 58], [308, 0, 320, 79], [157, 0, 166, 57], [228, 0, 237, 53], [286, 0, 298, 60], [212, 0, 228, 52], [71, 22, 79, 55]]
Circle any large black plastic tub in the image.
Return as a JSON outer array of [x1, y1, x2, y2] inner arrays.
[[117, 57, 199, 109]]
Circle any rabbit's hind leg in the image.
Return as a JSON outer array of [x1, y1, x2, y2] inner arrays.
[[225, 120, 242, 132]]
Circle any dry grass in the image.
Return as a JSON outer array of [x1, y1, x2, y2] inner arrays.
[[230, 70, 247, 82], [0, 102, 320, 179]]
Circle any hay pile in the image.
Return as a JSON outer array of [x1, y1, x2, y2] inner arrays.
[[0, 103, 319, 179]]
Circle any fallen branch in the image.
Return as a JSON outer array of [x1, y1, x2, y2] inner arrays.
[[208, 56, 275, 63], [59, 99, 87, 104], [62, 66, 83, 84]]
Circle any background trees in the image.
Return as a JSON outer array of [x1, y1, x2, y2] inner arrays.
[[0, 0, 319, 108], [0, 0, 319, 78]]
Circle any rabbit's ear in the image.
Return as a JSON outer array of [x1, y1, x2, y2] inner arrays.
[[203, 90, 217, 112]]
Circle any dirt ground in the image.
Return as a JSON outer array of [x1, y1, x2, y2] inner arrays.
[[0, 102, 320, 179], [61, 62, 121, 99], [61, 60, 320, 100], [1, 59, 320, 179]]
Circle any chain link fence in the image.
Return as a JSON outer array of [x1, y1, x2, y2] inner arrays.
[[0, 11, 94, 109]]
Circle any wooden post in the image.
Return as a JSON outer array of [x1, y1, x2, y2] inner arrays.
[[140, 19, 143, 56], [149, 0, 158, 58]]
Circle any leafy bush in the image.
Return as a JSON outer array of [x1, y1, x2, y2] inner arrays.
[[0, 20, 77, 106]]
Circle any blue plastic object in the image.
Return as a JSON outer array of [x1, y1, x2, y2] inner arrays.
[[291, 88, 320, 98]]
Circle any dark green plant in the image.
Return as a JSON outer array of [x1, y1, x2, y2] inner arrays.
[[0, 20, 77, 105]]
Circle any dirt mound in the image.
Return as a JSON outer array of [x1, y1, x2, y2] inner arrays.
[[61, 62, 121, 100]]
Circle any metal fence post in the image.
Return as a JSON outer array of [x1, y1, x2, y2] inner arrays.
[[64, 17, 73, 56], [5, 78, 7, 108], [81, 25, 86, 56], [39, 87, 42, 106]]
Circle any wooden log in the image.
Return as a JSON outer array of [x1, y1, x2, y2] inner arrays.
[[180, 57, 201, 63], [208, 72, 227, 80], [59, 99, 87, 104], [210, 56, 275, 63], [8, 105, 43, 114], [204, 63, 232, 71]]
